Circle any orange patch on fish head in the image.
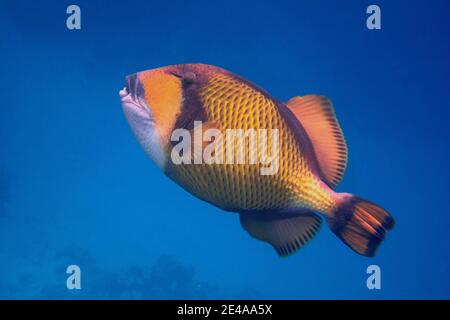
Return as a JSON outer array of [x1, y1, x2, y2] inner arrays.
[[138, 67, 184, 141]]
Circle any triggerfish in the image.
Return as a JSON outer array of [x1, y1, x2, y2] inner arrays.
[[120, 64, 394, 257]]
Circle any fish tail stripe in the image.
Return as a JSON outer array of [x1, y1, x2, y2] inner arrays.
[[329, 195, 395, 257]]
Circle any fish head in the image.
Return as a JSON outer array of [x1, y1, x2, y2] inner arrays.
[[120, 64, 221, 169], [120, 65, 187, 170]]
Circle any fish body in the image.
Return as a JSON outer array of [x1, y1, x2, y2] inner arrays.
[[120, 64, 394, 257]]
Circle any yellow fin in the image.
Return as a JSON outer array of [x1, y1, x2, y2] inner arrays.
[[240, 211, 322, 257], [286, 95, 348, 188]]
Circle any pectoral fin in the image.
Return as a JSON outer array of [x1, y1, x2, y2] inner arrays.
[[240, 211, 322, 257]]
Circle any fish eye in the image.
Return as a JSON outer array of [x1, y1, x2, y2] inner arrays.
[[183, 72, 196, 84], [169, 71, 196, 85]]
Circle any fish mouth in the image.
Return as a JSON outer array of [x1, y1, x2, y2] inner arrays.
[[119, 86, 128, 98], [120, 73, 148, 112]]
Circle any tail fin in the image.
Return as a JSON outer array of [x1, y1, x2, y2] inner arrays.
[[328, 195, 395, 256]]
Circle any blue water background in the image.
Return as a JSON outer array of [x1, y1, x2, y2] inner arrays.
[[0, 0, 449, 299]]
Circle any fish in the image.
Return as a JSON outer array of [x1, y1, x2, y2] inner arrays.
[[120, 63, 394, 257]]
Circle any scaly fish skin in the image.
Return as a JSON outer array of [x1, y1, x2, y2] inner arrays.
[[167, 71, 335, 214]]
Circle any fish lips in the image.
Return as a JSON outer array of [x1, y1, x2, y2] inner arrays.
[[120, 74, 149, 112], [123, 73, 144, 100], [120, 74, 154, 133]]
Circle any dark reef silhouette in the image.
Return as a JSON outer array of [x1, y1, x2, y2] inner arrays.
[[40, 247, 222, 299]]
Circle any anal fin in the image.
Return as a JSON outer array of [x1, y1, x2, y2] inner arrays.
[[240, 211, 322, 257]]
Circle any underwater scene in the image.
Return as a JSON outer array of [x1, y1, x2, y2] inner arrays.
[[0, 0, 449, 299]]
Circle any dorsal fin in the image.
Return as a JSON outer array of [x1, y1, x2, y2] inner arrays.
[[286, 95, 348, 188]]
